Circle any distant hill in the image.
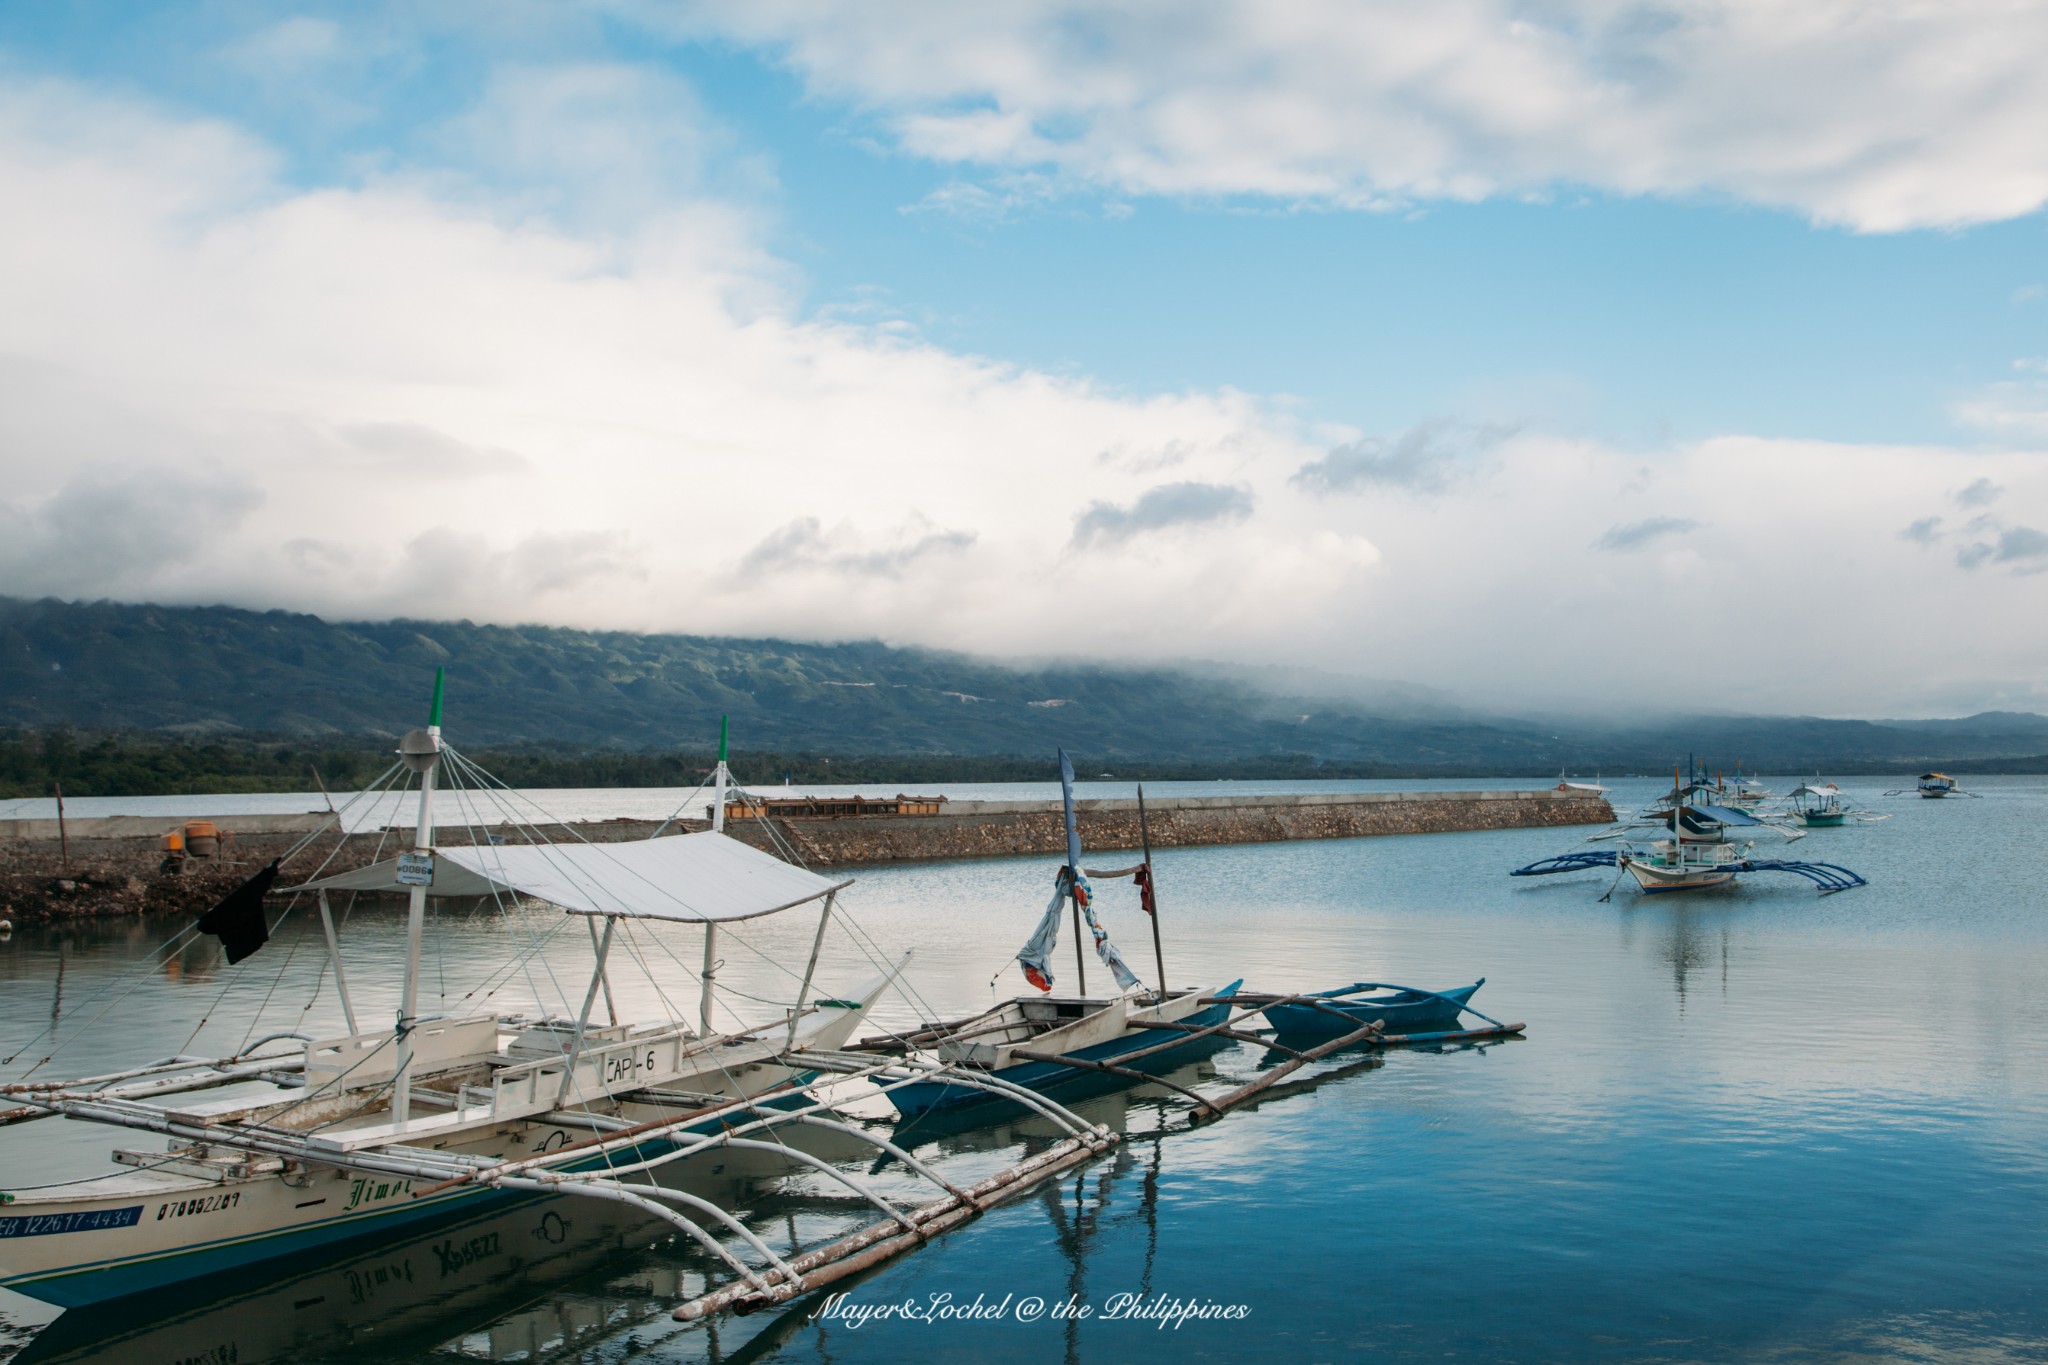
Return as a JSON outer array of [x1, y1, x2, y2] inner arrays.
[[2, 596, 2044, 774]]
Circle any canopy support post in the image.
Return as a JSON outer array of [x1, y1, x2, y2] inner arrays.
[[700, 924, 719, 1038], [558, 914, 616, 1106], [317, 890, 358, 1036], [392, 670, 444, 1136], [701, 714, 729, 1039], [787, 891, 836, 1050]]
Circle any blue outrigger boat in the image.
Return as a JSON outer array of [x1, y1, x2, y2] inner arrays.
[[874, 753, 1241, 1118], [882, 982, 1243, 1117], [1262, 980, 1485, 1037]]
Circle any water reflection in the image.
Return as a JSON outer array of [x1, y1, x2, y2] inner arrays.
[[2, 777, 2046, 1362]]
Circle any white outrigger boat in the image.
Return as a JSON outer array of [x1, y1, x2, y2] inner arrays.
[[1513, 771, 1867, 895], [0, 676, 917, 1308], [1886, 771, 1980, 799]]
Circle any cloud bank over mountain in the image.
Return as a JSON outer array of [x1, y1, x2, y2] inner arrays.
[[0, 9, 2044, 718]]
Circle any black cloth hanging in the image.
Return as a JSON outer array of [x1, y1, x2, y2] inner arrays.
[[197, 859, 281, 964]]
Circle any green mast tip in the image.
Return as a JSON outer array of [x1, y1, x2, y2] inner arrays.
[[718, 714, 729, 763], [429, 667, 446, 727]]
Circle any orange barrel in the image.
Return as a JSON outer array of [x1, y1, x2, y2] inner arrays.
[[183, 820, 220, 858]]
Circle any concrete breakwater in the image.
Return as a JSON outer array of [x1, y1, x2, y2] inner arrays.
[[725, 789, 1615, 866], [0, 790, 1612, 920]]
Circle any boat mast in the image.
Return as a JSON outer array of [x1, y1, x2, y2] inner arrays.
[[1137, 784, 1167, 999], [392, 666, 444, 1135], [700, 714, 728, 1036]]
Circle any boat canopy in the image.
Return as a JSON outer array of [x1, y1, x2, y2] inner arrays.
[[1685, 803, 1764, 826], [289, 830, 852, 923]]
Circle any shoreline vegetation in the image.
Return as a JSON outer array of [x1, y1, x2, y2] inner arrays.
[[5, 730, 2046, 801]]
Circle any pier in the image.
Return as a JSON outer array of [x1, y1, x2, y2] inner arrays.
[[0, 789, 1612, 920]]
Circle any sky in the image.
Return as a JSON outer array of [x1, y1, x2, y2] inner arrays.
[[0, 1, 2045, 718]]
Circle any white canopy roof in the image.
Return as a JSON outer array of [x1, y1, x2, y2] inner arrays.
[[290, 830, 851, 923]]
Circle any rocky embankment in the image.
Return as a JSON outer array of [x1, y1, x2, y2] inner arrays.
[[0, 790, 1613, 921]]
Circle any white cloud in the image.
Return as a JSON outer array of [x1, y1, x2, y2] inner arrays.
[[2, 71, 2046, 714], [655, 0, 2048, 231], [1954, 362, 2048, 441]]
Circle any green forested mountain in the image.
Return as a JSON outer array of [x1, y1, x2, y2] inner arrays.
[[2, 597, 2045, 785]]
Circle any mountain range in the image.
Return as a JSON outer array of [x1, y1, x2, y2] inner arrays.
[[3, 596, 2044, 774]]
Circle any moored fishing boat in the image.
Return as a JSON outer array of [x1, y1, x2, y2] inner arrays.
[[1887, 771, 1979, 799], [1512, 768, 1867, 895], [0, 679, 910, 1309], [865, 752, 1237, 1117], [1261, 981, 1484, 1036]]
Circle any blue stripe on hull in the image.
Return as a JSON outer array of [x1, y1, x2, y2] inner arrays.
[[889, 992, 1239, 1118], [12, 1182, 532, 1308]]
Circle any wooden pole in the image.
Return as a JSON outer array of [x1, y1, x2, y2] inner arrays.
[[1070, 892, 1088, 995], [53, 783, 67, 874], [1137, 784, 1166, 997]]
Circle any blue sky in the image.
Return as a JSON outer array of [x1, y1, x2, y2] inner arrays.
[[1, 2, 2045, 714]]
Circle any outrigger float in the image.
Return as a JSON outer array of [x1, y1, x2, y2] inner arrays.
[[1513, 771, 1867, 896], [1, 685, 1524, 1335]]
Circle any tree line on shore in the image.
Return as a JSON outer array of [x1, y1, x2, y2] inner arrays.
[[0, 729, 1439, 799]]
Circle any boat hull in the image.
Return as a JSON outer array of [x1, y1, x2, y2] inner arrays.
[[0, 988, 895, 1310], [887, 983, 1241, 1117], [1623, 858, 1737, 893], [1263, 983, 1480, 1037]]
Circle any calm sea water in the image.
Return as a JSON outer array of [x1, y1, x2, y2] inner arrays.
[[1, 775, 2043, 1363]]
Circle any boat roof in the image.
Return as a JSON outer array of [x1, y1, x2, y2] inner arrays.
[[1685, 803, 1764, 826], [289, 830, 852, 923]]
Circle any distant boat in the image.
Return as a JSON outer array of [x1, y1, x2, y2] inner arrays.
[[1782, 779, 1890, 827], [1786, 779, 1849, 826], [1715, 763, 1772, 808], [1554, 770, 1610, 795], [1513, 767, 1867, 895], [1884, 772, 1980, 799]]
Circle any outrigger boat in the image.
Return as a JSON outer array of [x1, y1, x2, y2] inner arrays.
[[1887, 772, 1979, 799], [1261, 981, 1486, 1037], [0, 680, 924, 1308], [1513, 769, 1867, 895], [1781, 779, 1890, 828], [863, 752, 1239, 1118]]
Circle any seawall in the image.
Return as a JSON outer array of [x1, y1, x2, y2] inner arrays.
[[721, 789, 1614, 865], [0, 790, 1612, 920]]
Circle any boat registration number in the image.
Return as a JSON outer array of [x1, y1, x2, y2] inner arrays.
[[0, 1206, 144, 1237], [396, 853, 435, 886]]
